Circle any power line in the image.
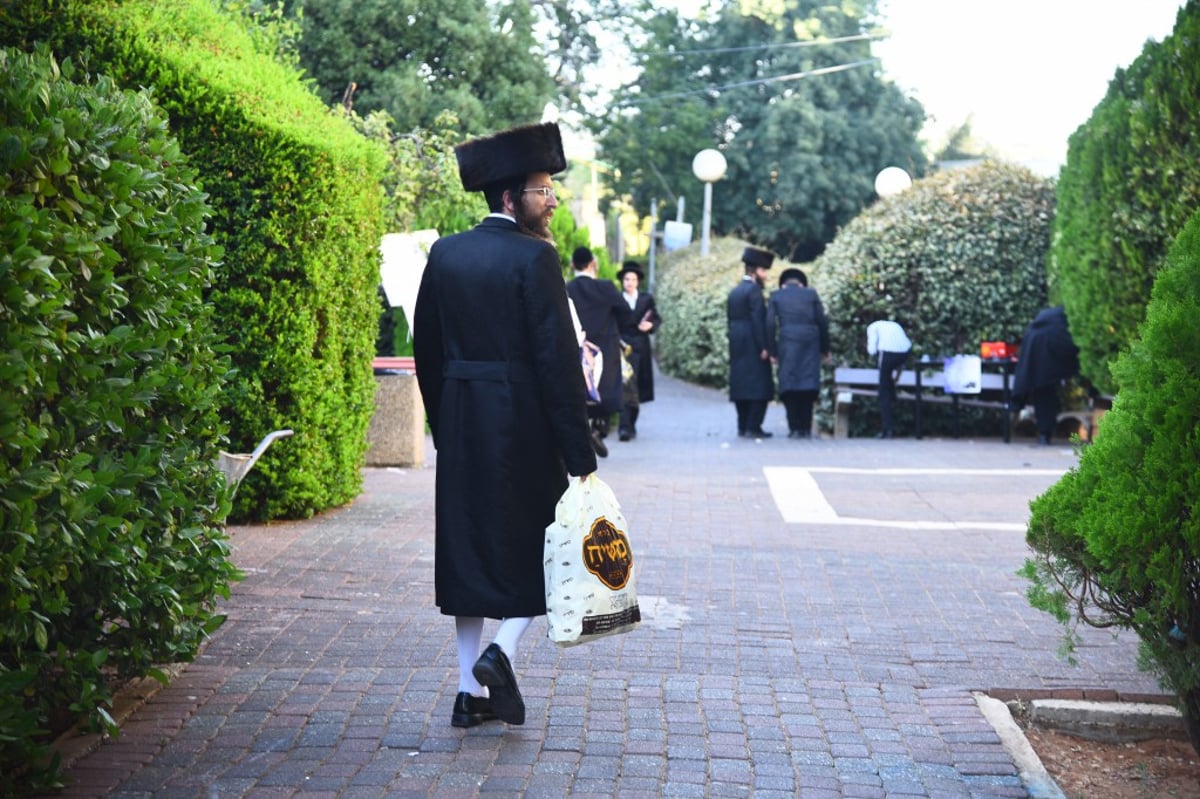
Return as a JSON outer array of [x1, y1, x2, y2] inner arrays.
[[617, 58, 879, 107], [635, 32, 881, 59]]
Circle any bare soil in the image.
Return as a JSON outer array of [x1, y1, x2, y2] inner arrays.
[[1021, 724, 1200, 798]]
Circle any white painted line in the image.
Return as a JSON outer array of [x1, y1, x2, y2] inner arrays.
[[764, 468, 839, 522], [763, 466, 1062, 530]]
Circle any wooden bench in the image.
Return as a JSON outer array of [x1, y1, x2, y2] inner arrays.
[[833, 365, 1014, 440]]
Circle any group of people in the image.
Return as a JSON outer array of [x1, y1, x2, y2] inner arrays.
[[726, 246, 832, 439], [566, 247, 660, 456], [411, 119, 1087, 734]]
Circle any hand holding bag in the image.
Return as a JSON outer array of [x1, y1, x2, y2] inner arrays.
[[544, 474, 641, 646]]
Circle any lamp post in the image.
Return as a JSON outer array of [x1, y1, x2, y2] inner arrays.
[[874, 166, 912, 198], [692, 148, 727, 255]]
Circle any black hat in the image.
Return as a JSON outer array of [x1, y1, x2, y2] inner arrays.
[[778, 268, 807, 287], [742, 247, 774, 268], [455, 122, 567, 192], [617, 261, 643, 280]]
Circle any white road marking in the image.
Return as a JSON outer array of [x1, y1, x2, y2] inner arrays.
[[763, 466, 1068, 531]]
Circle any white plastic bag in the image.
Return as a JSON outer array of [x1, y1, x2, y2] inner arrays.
[[544, 474, 640, 646]]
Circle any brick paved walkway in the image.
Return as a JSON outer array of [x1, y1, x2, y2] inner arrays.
[[48, 372, 1160, 798]]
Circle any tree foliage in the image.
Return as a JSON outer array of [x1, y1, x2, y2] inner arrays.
[[0, 46, 235, 791], [288, 0, 556, 134], [1049, 0, 1200, 394], [1022, 208, 1200, 755], [814, 160, 1055, 433], [594, 0, 927, 262]]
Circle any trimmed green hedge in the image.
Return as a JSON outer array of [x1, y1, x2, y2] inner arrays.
[[9, 0, 391, 520], [814, 160, 1055, 435], [0, 46, 234, 791], [1050, 1, 1200, 394], [1022, 209, 1200, 754]]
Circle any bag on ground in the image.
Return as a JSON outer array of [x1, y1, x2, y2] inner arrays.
[[544, 474, 640, 646]]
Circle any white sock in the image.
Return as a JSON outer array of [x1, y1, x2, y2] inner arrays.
[[492, 616, 533, 660], [455, 616, 486, 696]]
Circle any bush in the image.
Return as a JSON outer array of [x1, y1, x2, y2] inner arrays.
[[654, 237, 794, 389], [1050, 1, 1200, 394], [5, 0, 392, 520], [0, 47, 234, 791], [1022, 209, 1200, 755], [813, 160, 1055, 435]]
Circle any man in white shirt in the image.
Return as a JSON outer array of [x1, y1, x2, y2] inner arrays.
[[865, 319, 912, 438]]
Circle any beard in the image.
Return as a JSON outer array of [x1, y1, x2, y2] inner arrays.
[[514, 195, 554, 241]]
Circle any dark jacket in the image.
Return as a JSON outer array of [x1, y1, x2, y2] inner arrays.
[[726, 277, 774, 401], [766, 284, 829, 393], [1012, 306, 1080, 402], [617, 291, 660, 403], [413, 217, 597, 619], [567, 274, 629, 415]]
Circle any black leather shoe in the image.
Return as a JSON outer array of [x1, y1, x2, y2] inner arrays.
[[750, 429, 773, 438], [590, 430, 608, 458], [472, 644, 525, 725], [451, 692, 497, 728], [618, 428, 631, 442]]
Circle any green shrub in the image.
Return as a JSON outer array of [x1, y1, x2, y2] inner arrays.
[[1021, 209, 1200, 754], [1050, 1, 1200, 394], [655, 237, 793, 389], [8, 0, 392, 520], [813, 160, 1055, 435], [0, 47, 234, 791]]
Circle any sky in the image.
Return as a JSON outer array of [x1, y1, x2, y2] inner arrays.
[[873, 1, 1184, 175]]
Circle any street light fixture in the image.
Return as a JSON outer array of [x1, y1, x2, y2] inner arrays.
[[692, 148, 727, 255], [874, 166, 912, 198]]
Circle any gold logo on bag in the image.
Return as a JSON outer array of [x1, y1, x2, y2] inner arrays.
[[582, 516, 633, 590]]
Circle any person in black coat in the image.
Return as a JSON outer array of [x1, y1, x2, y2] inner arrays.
[[616, 261, 660, 441], [567, 247, 629, 453], [766, 268, 829, 438], [727, 247, 776, 438], [1011, 305, 1081, 444], [413, 122, 597, 730]]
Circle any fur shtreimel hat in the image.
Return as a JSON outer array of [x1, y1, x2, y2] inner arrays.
[[455, 122, 566, 192], [742, 247, 775, 268]]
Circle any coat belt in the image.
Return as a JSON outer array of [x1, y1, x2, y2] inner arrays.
[[444, 360, 534, 383]]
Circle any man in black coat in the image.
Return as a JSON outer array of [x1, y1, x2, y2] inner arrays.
[[727, 247, 776, 438], [766, 268, 829, 438], [615, 261, 660, 441], [567, 246, 629, 453], [1011, 306, 1081, 444], [413, 122, 597, 729]]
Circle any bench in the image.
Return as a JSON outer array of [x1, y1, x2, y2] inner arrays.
[[834, 365, 1110, 443], [833, 365, 1014, 440]]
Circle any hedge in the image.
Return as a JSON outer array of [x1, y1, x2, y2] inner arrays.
[[0, 46, 234, 791], [4, 0, 392, 520]]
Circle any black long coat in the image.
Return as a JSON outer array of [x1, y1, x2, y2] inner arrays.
[[766, 285, 829, 393], [1011, 306, 1081, 403], [617, 291, 660, 403], [727, 277, 774, 400], [567, 275, 629, 415], [413, 217, 597, 619]]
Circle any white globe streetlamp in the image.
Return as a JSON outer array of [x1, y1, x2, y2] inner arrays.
[[874, 166, 912, 198], [692, 148, 728, 255]]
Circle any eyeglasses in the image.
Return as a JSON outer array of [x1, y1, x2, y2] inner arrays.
[[521, 186, 557, 199]]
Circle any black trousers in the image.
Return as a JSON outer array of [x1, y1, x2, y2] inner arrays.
[[1031, 384, 1059, 439], [781, 390, 818, 435], [735, 399, 769, 434], [877, 350, 910, 435]]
